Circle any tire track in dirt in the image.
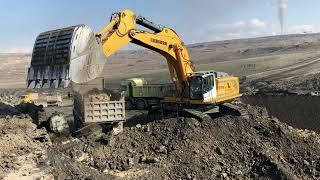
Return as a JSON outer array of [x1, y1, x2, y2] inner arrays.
[[247, 55, 320, 81]]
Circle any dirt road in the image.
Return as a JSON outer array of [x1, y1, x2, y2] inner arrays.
[[247, 54, 320, 81]]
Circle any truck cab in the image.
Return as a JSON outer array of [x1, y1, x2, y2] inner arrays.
[[121, 78, 147, 98]]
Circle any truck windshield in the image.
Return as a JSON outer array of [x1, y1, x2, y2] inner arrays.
[[190, 76, 203, 100]]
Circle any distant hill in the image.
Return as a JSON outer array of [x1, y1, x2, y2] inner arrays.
[[1, 33, 320, 89]]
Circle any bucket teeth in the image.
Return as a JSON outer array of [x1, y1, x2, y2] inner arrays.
[[27, 81, 36, 89], [27, 65, 70, 89]]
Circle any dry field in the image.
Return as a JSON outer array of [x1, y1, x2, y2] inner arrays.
[[1, 33, 320, 89]]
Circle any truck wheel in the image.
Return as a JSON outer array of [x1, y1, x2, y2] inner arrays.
[[136, 99, 146, 110], [125, 100, 133, 110]]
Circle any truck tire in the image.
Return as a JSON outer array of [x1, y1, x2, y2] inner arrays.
[[125, 100, 133, 110], [136, 99, 147, 110]]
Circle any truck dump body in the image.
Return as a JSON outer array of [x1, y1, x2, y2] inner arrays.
[[73, 91, 125, 125], [122, 78, 174, 98], [83, 97, 125, 123], [130, 84, 173, 98], [46, 94, 63, 107], [121, 78, 174, 109]]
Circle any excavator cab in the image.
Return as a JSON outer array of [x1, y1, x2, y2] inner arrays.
[[188, 71, 216, 101]]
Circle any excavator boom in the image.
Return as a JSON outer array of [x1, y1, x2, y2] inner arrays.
[[95, 9, 194, 93], [27, 9, 194, 93]]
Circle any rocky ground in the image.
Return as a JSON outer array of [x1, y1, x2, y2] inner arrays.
[[1, 33, 320, 179], [45, 104, 320, 179], [0, 76, 319, 179], [0, 116, 52, 179], [0, 91, 320, 179]]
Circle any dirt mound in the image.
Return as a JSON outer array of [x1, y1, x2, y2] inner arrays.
[[47, 104, 320, 179], [243, 95, 320, 132], [245, 73, 320, 95], [85, 88, 122, 101], [0, 117, 51, 179], [15, 103, 47, 124]]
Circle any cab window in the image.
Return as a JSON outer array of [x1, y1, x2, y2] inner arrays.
[[189, 76, 203, 100], [203, 75, 214, 93]]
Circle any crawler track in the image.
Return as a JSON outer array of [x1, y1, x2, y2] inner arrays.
[[181, 101, 249, 121]]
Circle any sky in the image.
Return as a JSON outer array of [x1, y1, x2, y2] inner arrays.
[[0, 0, 319, 53]]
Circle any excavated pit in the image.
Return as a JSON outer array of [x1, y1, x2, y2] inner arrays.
[[242, 95, 320, 132]]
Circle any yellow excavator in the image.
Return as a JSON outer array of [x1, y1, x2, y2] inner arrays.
[[27, 9, 241, 116]]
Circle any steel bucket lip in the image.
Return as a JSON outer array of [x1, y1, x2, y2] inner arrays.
[[69, 25, 105, 84]]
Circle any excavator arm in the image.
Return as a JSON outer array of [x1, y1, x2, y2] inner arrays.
[[95, 9, 194, 93], [27, 9, 194, 95]]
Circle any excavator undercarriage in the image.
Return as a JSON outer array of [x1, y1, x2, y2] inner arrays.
[[157, 101, 249, 122]]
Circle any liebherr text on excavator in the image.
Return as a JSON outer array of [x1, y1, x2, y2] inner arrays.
[[27, 9, 241, 114]]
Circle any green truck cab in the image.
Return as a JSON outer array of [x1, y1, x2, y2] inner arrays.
[[121, 78, 174, 110]]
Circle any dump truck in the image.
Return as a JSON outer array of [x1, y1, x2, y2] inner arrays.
[[121, 78, 174, 110]]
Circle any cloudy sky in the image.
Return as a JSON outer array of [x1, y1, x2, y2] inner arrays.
[[0, 0, 319, 53]]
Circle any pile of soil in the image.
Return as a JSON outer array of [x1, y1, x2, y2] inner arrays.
[[242, 95, 320, 133], [86, 88, 122, 101], [0, 117, 51, 179], [245, 73, 320, 95], [0, 95, 22, 106], [49, 104, 320, 179], [15, 103, 47, 124], [1, 89, 320, 179]]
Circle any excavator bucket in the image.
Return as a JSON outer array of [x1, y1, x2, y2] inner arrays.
[[27, 25, 106, 89]]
